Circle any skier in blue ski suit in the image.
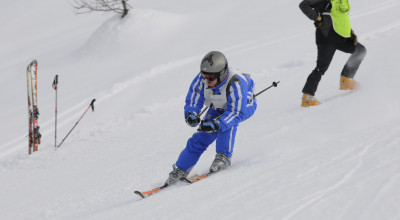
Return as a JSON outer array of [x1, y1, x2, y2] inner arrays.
[[165, 51, 257, 184]]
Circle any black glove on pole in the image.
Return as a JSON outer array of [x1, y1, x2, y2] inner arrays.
[[57, 99, 96, 149], [185, 112, 200, 127]]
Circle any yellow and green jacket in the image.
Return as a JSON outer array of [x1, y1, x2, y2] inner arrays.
[[299, 0, 352, 38]]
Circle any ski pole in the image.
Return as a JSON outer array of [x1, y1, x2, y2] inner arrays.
[[253, 81, 279, 98], [52, 75, 59, 148], [199, 107, 208, 117], [57, 99, 96, 149]]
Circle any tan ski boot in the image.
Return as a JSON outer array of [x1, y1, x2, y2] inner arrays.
[[301, 94, 320, 107], [340, 76, 359, 90]]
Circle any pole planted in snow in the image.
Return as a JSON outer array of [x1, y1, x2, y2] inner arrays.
[[52, 75, 59, 148], [56, 99, 96, 149]]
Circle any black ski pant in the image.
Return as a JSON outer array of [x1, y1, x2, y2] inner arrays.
[[302, 30, 367, 96]]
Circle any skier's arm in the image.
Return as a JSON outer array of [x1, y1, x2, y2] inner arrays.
[[217, 79, 247, 132], [299, 0, 325, 21], [184, 73, 205, 116]]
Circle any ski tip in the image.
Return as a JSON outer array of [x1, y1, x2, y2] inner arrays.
[[27, 60, 38, 70], [134, 191, 145, 198]]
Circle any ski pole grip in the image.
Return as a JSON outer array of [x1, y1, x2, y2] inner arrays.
[[52, 75, 58, 90], [90, 99, 96, 111]]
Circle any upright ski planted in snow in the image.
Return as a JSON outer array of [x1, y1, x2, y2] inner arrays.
[[26, 63, 34, 154], [26, 60, 41, 154]]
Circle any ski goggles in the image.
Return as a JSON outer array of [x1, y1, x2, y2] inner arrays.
[[201, 72, 218, 81]]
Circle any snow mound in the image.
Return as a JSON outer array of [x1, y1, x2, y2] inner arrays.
[[82, 9, 184, 53]]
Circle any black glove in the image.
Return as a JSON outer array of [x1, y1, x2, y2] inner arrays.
[[198, 120, 220, 133], [351, 29, 358, 45], [314, 15, 322, 28], [185, 112, 200, 127]]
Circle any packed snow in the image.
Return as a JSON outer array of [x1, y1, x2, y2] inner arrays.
[[1, 0, 400, 219]]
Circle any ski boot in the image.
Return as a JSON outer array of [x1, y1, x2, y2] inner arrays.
[[340, 76, 359, 90], [209, 153, 231, 173], [165, 165, 188, 185], [301, 93, 320, 107]]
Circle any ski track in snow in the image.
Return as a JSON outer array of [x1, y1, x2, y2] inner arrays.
[[282, 145, 371, 219], [280, 124, 400, 219]]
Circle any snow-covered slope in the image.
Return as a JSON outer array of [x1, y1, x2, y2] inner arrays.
[[1, 0, 400, 219]]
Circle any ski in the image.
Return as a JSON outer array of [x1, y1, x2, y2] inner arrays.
[[134, 183, 169, 198], [26, 63, 34, 155], [188, 172, 213, 183], [134, 172, 213, 199], [26, 60, 41, 154]]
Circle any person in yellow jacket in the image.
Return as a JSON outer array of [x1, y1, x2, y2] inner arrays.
[[299, 0, 367, 107]]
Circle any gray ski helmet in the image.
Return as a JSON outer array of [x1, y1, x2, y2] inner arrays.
[[200, 51, 228, 82]]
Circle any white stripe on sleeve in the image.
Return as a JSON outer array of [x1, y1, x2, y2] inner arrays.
[[225, 82, 243, 124], [189, 77, 202, 107]]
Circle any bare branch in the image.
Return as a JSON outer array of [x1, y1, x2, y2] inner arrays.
[[72, 0, 132, 18]]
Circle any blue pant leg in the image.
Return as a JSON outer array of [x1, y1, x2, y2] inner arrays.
[[215, 125, 238, 158], [176, 131, 217, 172]]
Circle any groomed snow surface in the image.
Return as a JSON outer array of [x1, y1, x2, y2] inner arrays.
[[1, 0, 400, 219]]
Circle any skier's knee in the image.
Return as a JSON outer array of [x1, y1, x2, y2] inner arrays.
[[187, 138, 209, 154], [355, 44, 367, 59]]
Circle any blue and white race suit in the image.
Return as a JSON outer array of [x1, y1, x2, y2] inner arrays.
[[175, 68, 257, 172]]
